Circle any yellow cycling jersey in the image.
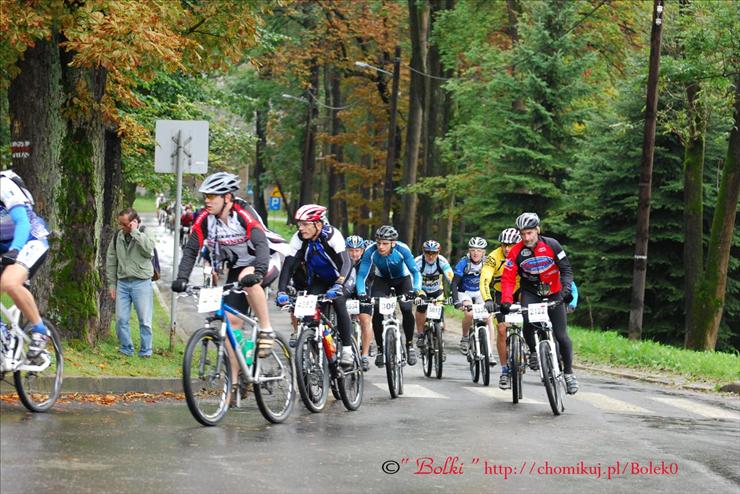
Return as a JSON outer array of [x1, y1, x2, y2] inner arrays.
[[480, 246, 519, 301]]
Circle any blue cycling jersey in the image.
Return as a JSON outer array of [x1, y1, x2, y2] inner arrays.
[[454, 255, 485, 292], [356, 241, 421, 295]]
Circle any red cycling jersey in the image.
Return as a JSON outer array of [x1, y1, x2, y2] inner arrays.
[[501, 236, 573, 304]]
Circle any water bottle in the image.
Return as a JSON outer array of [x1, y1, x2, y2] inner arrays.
[[322, 325, 337, 364], [234, 329, 255, 365]]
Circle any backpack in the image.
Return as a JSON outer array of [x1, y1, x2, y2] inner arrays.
[[114, 227, 160, 281]]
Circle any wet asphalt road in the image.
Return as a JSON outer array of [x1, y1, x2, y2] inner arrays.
[[2, 213, 739, 493]]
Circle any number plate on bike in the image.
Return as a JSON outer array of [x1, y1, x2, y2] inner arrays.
[[197, 287, 223, 313], [347, 299, 360, 315], [294, 295, 318, 317], [378, 297, 396, 315], [505, 312, 524, 325], [528, 303, 550, 323], [472, 304, 488, 320], [427, 304, 442, 320]]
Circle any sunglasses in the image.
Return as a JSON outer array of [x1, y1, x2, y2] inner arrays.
[[203, 193, 223, 200], [423, 251, 438, 255]]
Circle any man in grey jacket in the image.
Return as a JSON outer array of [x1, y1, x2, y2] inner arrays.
[[106, 208, 155, 357]]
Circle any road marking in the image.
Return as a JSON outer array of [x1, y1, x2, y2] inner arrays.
[[370, 383, 448, 399], [651, 397, 740, 420], [463, 386, 545, 405], [573, 392, 652, 414]]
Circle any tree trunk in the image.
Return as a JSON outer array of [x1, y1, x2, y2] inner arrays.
[[328, 65, 347, 229], [399, 0, 428, 245], [8, 33, 66, 317], [299, 60, 319, 206], [254, 107, 269, 223], [685, 75, 740, 350]]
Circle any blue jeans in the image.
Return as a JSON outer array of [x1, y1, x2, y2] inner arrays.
[[115, 278, 153, 356]]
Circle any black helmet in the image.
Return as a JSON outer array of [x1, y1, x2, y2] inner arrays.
[[375, 225, 399, 241]]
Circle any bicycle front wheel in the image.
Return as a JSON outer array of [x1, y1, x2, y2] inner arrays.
[[509, 335, 523, 403], [294, 328, 328, 413], [539, 341, 563, 416], [182, 328, 231, 426], [254, 332, 295, 423], [422, 326, 433, 377], [469, 330, 480, 384], [434, 323, 444, 379], [338, 337, 364, 411], [480, 328, 490, 386], [15, 319, 63, 413], [384, 329, 400, 399]]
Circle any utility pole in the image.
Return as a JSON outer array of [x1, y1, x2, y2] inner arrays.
[[382, 46, 401, 224], [628, 0, 664, 340]]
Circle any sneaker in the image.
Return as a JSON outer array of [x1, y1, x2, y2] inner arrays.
[[257, 331, 275, 358], [565, 373, 579, 395], [288, 331, 298, 348], [27, 332, 49, 359], [528, 352, 539, 371], [415, 333, 426, 350], [407, 346, 417, 366], [340, 346, 354, 367], [499, 366, 511, 389], [360, 356, 370, 372], [375, 353, 385, 368], [459, 336, 469, 355]]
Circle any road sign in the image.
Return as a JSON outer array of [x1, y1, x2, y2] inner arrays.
[[154, 120, 209, 174], [269, 197, 281, 211], [270, 186, 281, 198]]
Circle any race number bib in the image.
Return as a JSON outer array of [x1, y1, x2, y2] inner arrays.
[[505, 312, 524, 325], [378, 297, 396, 315], [197, 287, 223, 313], [294, 295, 318, 318], [427, 304, 443, 320], [527, 303, 550, 323], [472, 304, 488, 320], [347, 299, 360, 315]]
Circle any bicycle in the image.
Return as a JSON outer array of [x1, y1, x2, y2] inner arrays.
[[0, 286, 63, 412], [373, 289, 410, 399], [464, 303, 492, 386], [180, 282, 295, 426], [346, 298, 362, 354], [420, 296, 446, 379], [289, 293, 363, 412], [526, 300, 567, 415], [500, 304, 527, 404]]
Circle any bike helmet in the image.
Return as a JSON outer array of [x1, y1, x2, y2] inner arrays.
[[375, 225, 399, 241], [468, 236, 488, 249], [346, 235, 365, 249], [364, 239, 375, 249], [498, 228, 521, 244], [295, 204, 328, 223], [423, 240, 441, 253], [515, 212, 540, 230], [198, 172, 241, 195]]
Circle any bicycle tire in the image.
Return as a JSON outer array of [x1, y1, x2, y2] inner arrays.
[[14, 319, 64, 413], [469, 328, 480, 384], [294, 328, 328, 413], [422, 325, 433, 377], [338, 337, 363, 411], [254, 332, 295, 423], [433, 322, 444, 380], [539, 341, 563, 416], [480, 328, 490, 386], [182, 328, 231, 426], [385, 329, 400, 399], [508, 335, 519, 403]]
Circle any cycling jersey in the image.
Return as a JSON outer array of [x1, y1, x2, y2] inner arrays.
[[414, 254, 453, 294], [278, 225, 352, 290], [453, 255, 485, 293], [501, 236, 573, 304], [480, 246, 519, 301], [0, 171, 49, 253], [356, 241, 421, 295]]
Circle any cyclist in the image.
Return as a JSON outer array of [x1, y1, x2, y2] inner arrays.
[[413, 240, 453, 360], [275, 204, 355, 367], [452, 237, 494, 362], [180, 204, 194, 246], [171, 172, 280, 359], [0, 170, 51, 358], [345, 235, 374, 371], [500, 212, 578, 394], [356, 226, 423, 367], [481, 228, 521, 389]]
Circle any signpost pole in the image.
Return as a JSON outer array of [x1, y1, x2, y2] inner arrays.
[[169, 130, 183, 351]]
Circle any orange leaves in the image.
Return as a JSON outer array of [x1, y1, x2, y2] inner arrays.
[[0, 391, 186, 407]]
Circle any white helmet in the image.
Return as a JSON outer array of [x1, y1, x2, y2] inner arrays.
[[515, 212, 540, 230], [498, 228, 521, 244], [468, 237, 488, 249], [199, 172, 241, 195], [295, 204, 328, 223]]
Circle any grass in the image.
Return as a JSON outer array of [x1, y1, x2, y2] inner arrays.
[[133, 196, 157, 213], [267, 211, 296, 239]]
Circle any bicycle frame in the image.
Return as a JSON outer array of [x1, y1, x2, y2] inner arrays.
[[0, 301, 51, 373]]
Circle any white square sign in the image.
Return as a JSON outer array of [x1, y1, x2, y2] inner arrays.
[[155, 120, 209, 174]]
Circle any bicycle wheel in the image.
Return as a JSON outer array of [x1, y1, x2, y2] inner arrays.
[[469, 330, 480, 384], [294, 327, 327, 413], [508, 336, 520, 403], [384, 329, 400, 399], [182, 328, 231, 426], [433, 323, 443, 379], [539, 341, 563, 416], [338, 337, 363, 411], [480, 328, 490, 386], [14, 320, 63, 413], [422, 326, 432, 378], [254, 332, 295, 423]]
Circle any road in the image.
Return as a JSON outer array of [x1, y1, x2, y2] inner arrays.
[[2, 212, 739, 493]]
